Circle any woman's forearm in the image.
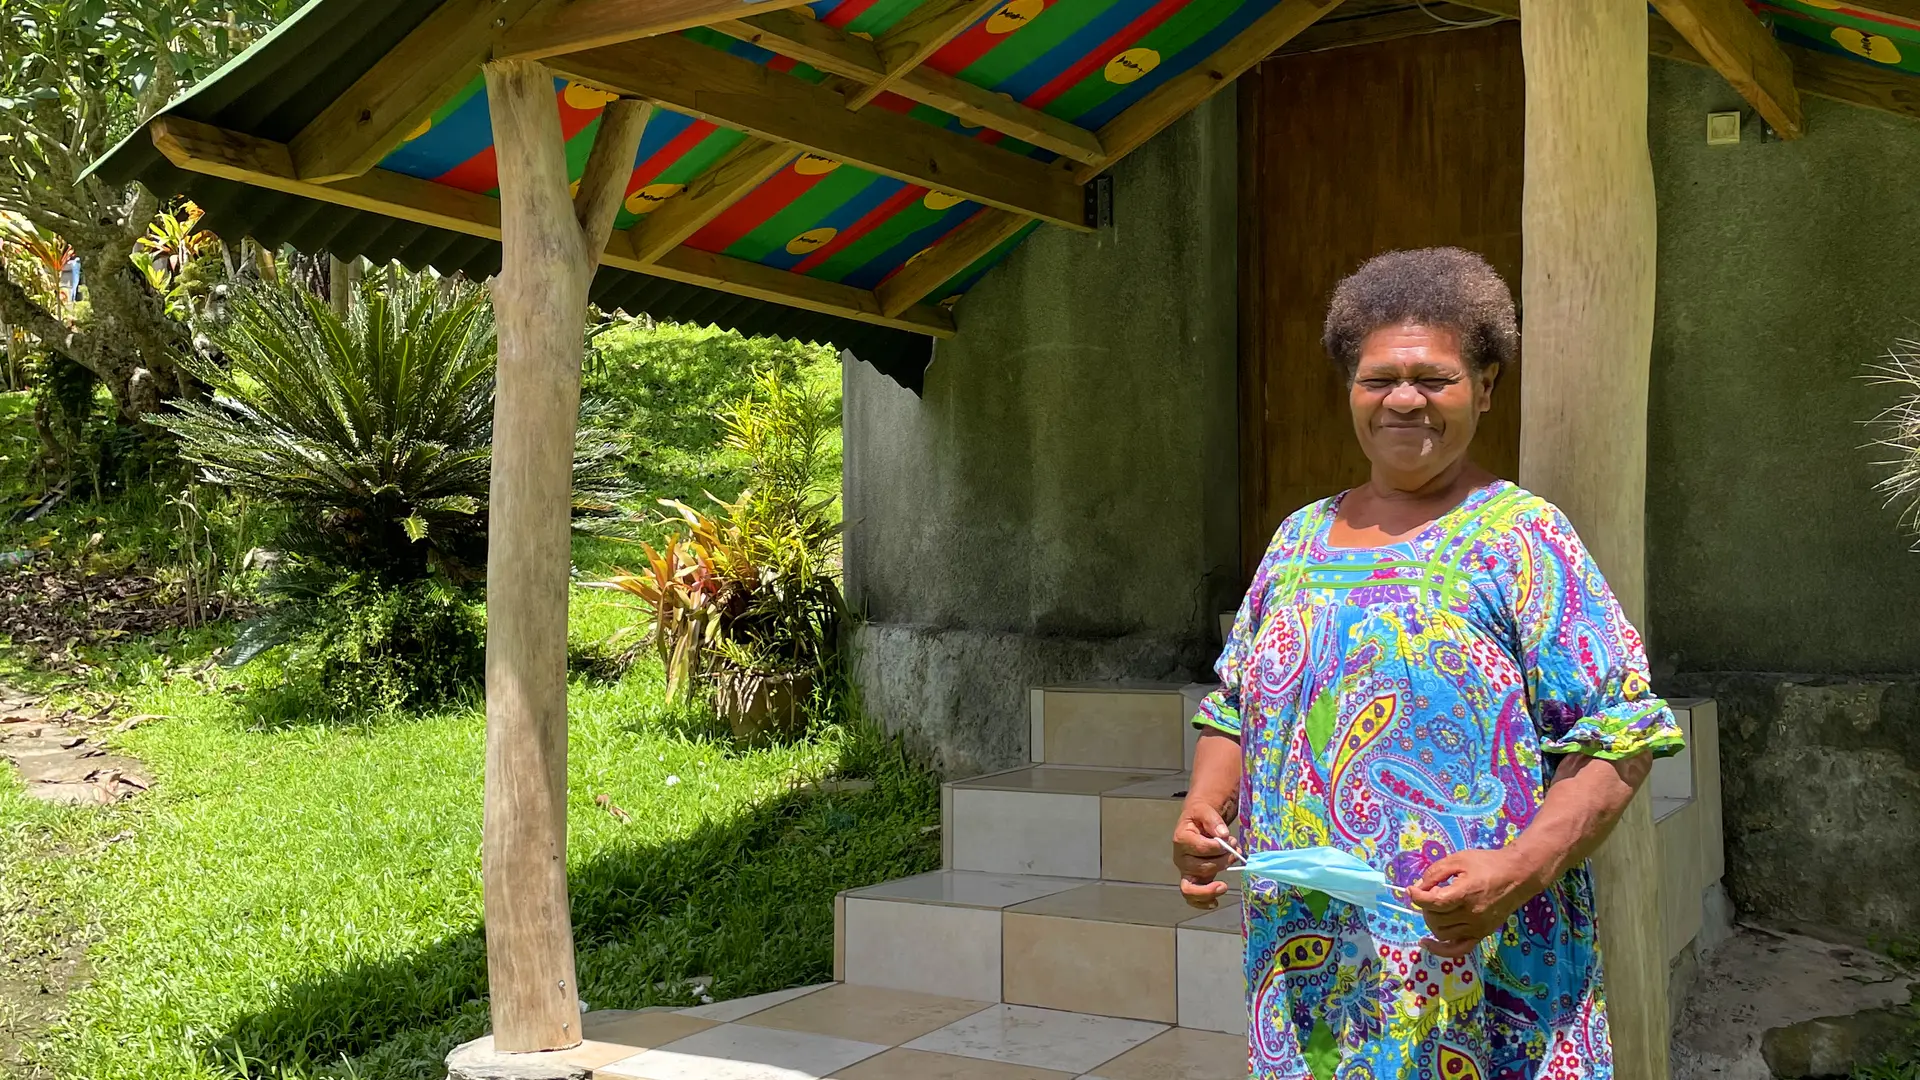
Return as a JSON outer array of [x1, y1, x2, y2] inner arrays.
[[1507, 751, 1652, 891], [1186, 731, 1243, 826]]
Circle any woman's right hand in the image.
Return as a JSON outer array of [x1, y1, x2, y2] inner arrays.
[[1173, 800, 1234, 909]]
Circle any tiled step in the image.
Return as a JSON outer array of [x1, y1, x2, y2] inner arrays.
[[1028, 684, 1192, 771], [943, 766, 1223, 887], [578, 985, 1248, 1079], [835, 872, 1246, 1036]]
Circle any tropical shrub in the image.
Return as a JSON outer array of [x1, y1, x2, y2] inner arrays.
[[158, 271, 629, 695], [1867, 334, 1920, 546]]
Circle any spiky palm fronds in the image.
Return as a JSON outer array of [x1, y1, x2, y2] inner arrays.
[[160, 272, 499, 584], [1865, 336, 1920, 546]]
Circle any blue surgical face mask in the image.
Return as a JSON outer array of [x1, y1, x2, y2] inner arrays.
[[1239, 846, 1420, 918]]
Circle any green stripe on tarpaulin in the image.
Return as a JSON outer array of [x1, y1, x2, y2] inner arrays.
[[959, 0, 1120, 89], [849, 0, 929, 36], [1765, 2, 1920, 73], [610, 128, 752, 231], [1042, 0, 1241, 121], [809, 198, 953, 281], [725, 167, 888, 262], [928, 218, 1041, 303], [436, 74, 486, 126]]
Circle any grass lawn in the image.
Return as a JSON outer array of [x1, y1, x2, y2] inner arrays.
[[0, 327, 938, 1079]]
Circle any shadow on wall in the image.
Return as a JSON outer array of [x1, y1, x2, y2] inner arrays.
[[1668, 673, 1920, 946], [198, 759, 940, 1079]]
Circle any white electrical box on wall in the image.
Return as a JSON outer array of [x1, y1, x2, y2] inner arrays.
[[1707, 111, 1743, 145]]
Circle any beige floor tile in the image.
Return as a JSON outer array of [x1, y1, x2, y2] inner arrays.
[[1003, 913, 1177, 1023], [951, 789, 1103, 878], [556, 1038, 650, 1070], [952, 766, 1165, 795], [1105, 775, 1192, 800], [831, 1047, 1077, 1080], [1081, 1027, 1249, 1080], [740, 983, 991, 1046], [904, 1003, 1166, 1075], [600, 1022, 887, 1080], [680, 984, 831, 1022], [1177, 925, 1248, 1035], [843, 896, 1003, 1001], [580, 1012, 719, 1051], [1179, 900, 1243, 934], [1007, 882, 1197, 926], [850, 870, 1088, 909], [1040, 691, 1187, 771], [1100, 793, 1183, 885]]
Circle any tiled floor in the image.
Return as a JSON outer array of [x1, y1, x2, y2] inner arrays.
[[584, 986, 1246, 1080]]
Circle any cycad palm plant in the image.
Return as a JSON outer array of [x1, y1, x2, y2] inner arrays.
[[1868, 334, 1920, 546], [158, 272, 629, 702]]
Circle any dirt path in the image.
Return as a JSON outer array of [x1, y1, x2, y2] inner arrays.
[[0, 690, 150, 806]]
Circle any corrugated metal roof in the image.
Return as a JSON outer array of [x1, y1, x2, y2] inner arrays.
[[92, 0, 937, 390]]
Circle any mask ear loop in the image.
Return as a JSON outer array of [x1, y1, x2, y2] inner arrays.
[[1213, 833, 1247, 867]]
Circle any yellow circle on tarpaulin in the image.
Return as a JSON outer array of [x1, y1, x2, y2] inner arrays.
[[987, 0, 1044, 35], [794, 153, 841, 175], [1104, 47, 1160, 84], [406, 117, 432, 142], [787, 227, 838, 256], [625, 183, 685, 215], [1832, 26, 1902, 63], [1798, 0, 1843, 7], [569, 179, 581, 198], [923, 191, 965, 211], [563, 82, 619, 110], [851, 29, 873, 40]]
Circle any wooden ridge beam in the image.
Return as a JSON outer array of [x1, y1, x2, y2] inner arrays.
[[711, 12, 1107, 165], [148, 116, 955, 338], [288, 0, 546, 183], [1454, 0, 1920, 125], [875, 207, 1030, 317], [626, 140, 795, 263], [845, 0, 1001, 110], [1651, 0, 1804, 138], [1077, 0, 1347, 183], [547, 33, 1091, 230], [500, 0, 799, 61]]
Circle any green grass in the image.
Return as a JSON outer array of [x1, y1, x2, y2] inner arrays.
[[0, 327, 925, 1080]]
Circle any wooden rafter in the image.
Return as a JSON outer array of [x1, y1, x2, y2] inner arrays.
[[1651, 0, 1804, 138], [288, 0, 546, 183], [710, 13, 1108, 166], [876, 0, 1344, 318], [547, 33, 1091, 230], [149, 116, 956, 338], [500, 0, 801, 61], [626, 140, 795, 263], [844, 0, 1001, 111], [1454, 0, 1920, 125]]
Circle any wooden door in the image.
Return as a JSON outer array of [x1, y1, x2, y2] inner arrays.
[[1238, 23, 1526, 575]]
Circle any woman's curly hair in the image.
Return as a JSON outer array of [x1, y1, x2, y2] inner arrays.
[[1322, 247, 1519, 379]]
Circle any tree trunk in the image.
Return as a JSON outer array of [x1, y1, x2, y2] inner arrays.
[[1517, 2, 1669, 1078], [480, 59, 649, 1054]]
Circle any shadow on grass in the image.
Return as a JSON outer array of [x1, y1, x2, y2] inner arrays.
[[198, 728, 940, 1079]]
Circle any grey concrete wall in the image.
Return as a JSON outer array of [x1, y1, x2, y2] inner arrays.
[[844, 95, 1241, 776], [1646, 60, 1920, 677]]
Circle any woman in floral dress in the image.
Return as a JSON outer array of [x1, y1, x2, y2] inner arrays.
[[1173, 248, 1685, 1080]]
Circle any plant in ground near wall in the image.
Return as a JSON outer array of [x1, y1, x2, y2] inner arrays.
[[1867, 335, 1920, 547], [154, 270, 631, 707]]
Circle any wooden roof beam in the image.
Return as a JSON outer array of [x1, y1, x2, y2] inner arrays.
[[149, 116, 955, 338], [1650, 0, 1803, 138], [548, 33, 1091, 230], [844, 0, 1002, 111], [879, 0, 1345, 317], [288, 0, 546, 183], [710, 11, 1107, 166], [625, 139, 796, 263], [500, 0, 801, 61]]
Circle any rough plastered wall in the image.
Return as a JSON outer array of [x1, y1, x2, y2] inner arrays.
[[843, 96, 1240, 777], [1647, 60, 1920, 941]]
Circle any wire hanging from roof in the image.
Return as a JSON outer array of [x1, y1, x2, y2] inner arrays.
[[1412, 0, 1507, 28]]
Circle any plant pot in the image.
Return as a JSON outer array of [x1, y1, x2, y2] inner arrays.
[[714, 667, 814, 745]]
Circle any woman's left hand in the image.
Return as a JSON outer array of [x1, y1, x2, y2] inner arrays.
[[1406, 848, 1545, 958]]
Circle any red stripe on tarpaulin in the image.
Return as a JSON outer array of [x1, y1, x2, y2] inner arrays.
[[627, 119, 722, 196], [1759, 0, 1920, 31], [687, 159, 832, 252], [434, 83, 607, 193], [791, 183, 926, 274], [928, 0, 1057, 74], [1023, 0, 1187, 110], [823, 0, 885, 28]]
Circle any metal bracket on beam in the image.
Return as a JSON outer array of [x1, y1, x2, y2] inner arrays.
[[1084, 174, 1114, 230]]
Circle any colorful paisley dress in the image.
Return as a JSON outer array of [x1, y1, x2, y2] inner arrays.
[[1196, 481, 1685, 1080]]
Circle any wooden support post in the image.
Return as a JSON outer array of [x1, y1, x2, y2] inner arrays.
[[480, 60, 649, 1055], [1516, 2, 1669, 1079]]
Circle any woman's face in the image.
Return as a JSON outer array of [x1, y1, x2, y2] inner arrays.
[[1348, 322, 1498, 487]]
